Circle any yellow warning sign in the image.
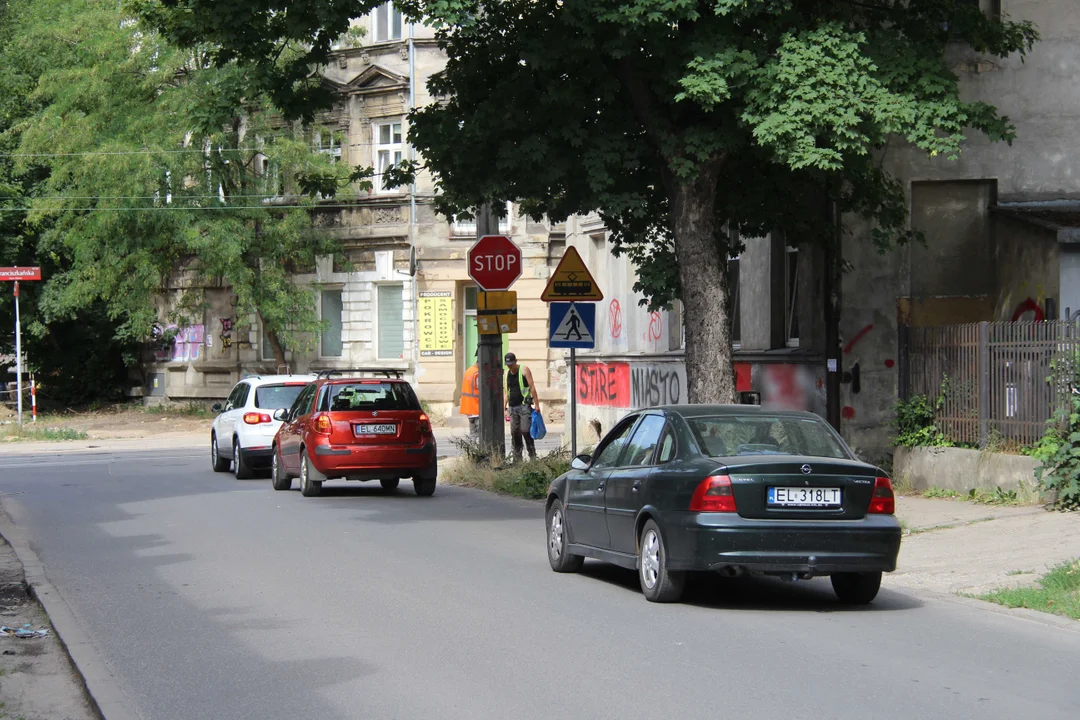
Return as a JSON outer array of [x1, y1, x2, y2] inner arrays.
[[540, 246, 603, 302], [477, 291, 518, 335]]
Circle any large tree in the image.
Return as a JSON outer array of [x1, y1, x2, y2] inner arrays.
[[146, 0, 1037, 403], [2, 0, 356, 377]]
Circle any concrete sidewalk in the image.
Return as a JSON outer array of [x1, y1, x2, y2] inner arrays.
[[890, 496, 1080, 596]]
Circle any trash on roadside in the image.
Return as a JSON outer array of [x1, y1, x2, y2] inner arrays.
[[0, 625, 50, 639]]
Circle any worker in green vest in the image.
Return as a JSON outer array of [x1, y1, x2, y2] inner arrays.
[[503, 352, 540, 462]]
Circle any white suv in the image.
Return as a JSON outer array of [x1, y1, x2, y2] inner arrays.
[[210, 375, 315, 479]]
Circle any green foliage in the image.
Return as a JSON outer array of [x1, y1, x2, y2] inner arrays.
[[1, 0, 355, 374], [893, 393, 952, 448], [1031, 392, 1080, 511], [443, 440, 570, 500], [979, 558, 1080, 621], [142, 0, 1039, 401]]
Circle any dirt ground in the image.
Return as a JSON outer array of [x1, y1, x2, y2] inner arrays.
[[0, 539, 95, 720], [3, 406, 211, 441]]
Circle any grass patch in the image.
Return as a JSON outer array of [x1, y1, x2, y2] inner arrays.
[[0, 424, 88, 442], [979, 559, 1080, 621], [916, 485, 1028, 506], [442, 438, 570, 500]]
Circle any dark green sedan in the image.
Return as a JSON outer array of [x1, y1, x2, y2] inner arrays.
[[545, 405, 902, 604]]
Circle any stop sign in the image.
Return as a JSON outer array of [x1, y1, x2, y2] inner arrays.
[[467, 235, 522, 291]]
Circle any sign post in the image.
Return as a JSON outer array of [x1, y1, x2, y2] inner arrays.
[[469, 209, 521, 460], [542, 251, 603, 458], [1, 267, 42, 427]]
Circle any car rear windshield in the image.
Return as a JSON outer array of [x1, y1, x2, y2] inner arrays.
[[321, 382, 421, 412], [254, 383, 308, 410], [687, 415, 850, 460]]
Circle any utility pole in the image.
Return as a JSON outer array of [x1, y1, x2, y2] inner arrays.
[[14, 281, 23, 426], [476, 203, 506, 460], [824, 194, 842, 432]]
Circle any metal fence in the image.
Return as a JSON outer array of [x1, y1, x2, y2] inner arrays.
[[900, 321, 1080, 447]]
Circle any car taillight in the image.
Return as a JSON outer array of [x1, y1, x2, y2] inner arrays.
[[418, 413, 431, 433], [868, 477, 895, 514], [313, 413, 332, 435], [243, 412, 272, 424], [690, 475, 737, 513]]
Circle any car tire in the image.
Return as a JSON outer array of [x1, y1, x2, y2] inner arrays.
[[380, 478, 400, 492], [299, 450, 322, 497], [830, 571, 882, 605], [638, 520, 685, 603], [210, 433, 230, 472], [413, 477, 436, 497], [546, 499, 584, 573], [270, 448, 291, 491], [233, 439, 254, 480]]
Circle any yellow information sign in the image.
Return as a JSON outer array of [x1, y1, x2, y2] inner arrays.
[[540, 245, 603, 302], [477, 291, 518, 335], [418, 291, 453, 357]]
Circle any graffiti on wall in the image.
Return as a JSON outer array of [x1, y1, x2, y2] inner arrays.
[[630, 364, 684, 408], [608, 299, 622, 340], [577, 362, 630, 408], [219, 317, 234, 352]]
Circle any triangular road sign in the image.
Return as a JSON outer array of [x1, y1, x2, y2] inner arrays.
[[541, 246, 603, 302]]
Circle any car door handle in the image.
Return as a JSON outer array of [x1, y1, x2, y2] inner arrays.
[[632, 482, 641, 492], [597, 482, 605, 491]]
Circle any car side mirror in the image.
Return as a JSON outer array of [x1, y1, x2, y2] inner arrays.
[[571, 454, 592, 471], [211, 403, 223, 414], [273, 408, 288, 422]]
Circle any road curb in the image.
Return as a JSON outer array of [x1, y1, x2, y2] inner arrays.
[[0, 508, 142, 720], [888, 582, 1080, 633]]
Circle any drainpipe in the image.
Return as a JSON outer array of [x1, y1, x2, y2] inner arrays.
[[408, 21, 419, 379]]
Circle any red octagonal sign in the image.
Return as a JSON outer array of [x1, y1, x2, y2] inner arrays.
[[467, 235, 522, 291]]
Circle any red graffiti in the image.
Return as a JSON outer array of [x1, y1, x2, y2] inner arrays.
[[645, 311, 663, 343], [884, 359, 895, 368], [1010, 298, 1045, 322], [608, 299, 622, 339], [844, 324, 874, 355], [734, 363, 752, 393], [576, 362, 630, 408], [841, 406, 856, 419]]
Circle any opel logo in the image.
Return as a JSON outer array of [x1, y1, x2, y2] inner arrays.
[[372, 411, 378, 417], [801, 464, 812, 474]]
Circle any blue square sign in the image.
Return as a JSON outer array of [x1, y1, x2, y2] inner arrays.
[[549, 302, 596, 349]]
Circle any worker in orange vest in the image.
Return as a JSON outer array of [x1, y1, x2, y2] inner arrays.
[[460, 356, 480, 438]]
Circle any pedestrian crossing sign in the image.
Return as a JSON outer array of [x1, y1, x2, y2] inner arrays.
[[549, 302, 596, 349]]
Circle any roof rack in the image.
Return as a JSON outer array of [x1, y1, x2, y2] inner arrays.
[[315, 368, 404, 380]]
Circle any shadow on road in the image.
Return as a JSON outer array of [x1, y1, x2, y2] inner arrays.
[[578, 562, 923, 613]]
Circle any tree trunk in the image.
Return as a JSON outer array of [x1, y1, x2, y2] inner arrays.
[[670, 167, 736, 404]]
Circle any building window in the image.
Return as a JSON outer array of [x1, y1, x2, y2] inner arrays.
[[321, 289, 344, 357], [450, 203, 512, 237], [261, 325, 285, 362], [314, 132, 342, 163], [785, 246, 799, 347], [373, 2, 403, 42], [377, 284, 405, 359], [728, 256, 740, 347], [374, 121, 403, 193]]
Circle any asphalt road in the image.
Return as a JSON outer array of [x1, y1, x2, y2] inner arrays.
[[0, 447, 1078, 720]]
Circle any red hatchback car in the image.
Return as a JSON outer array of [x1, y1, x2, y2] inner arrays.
[[270, 370, 438, 497]]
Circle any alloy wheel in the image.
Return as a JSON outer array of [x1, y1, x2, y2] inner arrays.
[[549, 508, 564, 560], [641, 529, 660, 589]]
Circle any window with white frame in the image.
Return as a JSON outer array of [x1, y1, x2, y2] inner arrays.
[[373, 2, 403, 42], [785, 246, 799, 347], [314, 131, 342, 163], [320, 289, 344, 357], [261, 324, 286, 362], [374, 121, 403, 193], [450, 203, 512, 237], [377, 284, 405, 359]]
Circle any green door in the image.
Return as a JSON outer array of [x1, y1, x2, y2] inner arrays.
[[463, 318, 508, 365]]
